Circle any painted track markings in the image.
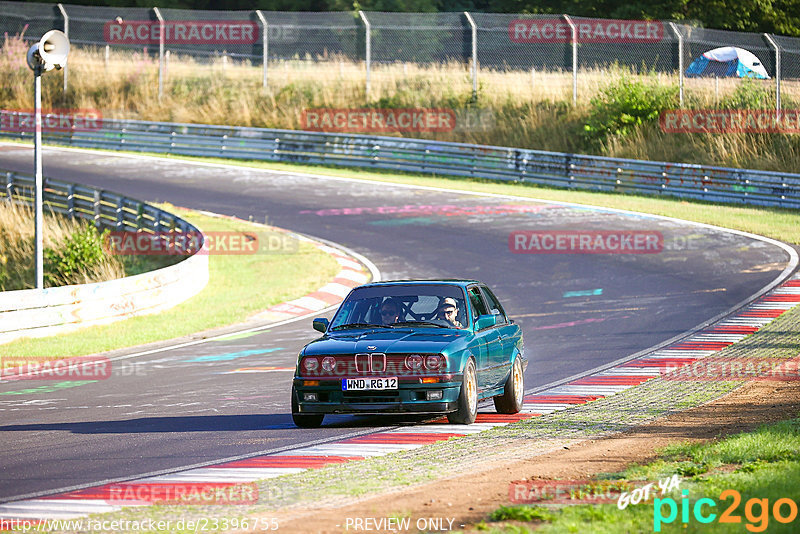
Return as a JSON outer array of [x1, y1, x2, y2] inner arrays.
[[3, 271, 800, 522]]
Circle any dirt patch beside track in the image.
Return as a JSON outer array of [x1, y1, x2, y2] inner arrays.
[[272, 378, 800, 533]]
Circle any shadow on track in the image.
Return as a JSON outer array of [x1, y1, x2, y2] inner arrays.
[[0, 413, 445, 434]]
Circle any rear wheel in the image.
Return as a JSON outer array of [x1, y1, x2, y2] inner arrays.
[[291, 385, 324, 428], [448, 359, 477, 424], [494, 357, 524, 414]]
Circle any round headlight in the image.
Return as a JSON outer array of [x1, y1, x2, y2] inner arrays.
[[405, 354, 423, 370], [425, 354, 444, 370], [321, 356, 336, 372], [303, 357, 319, 372]]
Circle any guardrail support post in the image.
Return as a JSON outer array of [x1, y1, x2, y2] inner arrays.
[[115, 196, 124, 229], [5, 172, 12, 200], [153, 7, 165, 101], [465, 12, 478, 101], [255, 10, 268, 89], [359, 10, 371, 100], [563, 14, 577, 105], [58, 4, 68, 93], [93, 189, 101, 228], [669, 22, 684, 107], [764, 33, 781, 116]]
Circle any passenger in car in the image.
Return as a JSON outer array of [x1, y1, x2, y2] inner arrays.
[[379, 298, 401, 325]]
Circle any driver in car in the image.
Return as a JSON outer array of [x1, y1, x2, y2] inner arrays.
[[436, 297, 462, 328], [379, 298, 401, 325]]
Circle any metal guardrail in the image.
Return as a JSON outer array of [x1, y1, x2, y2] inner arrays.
[[2, 116, 799, 210], [0, 167, 208, 344], [4, 169, 193, 234]]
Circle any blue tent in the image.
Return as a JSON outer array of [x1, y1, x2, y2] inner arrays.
[[686, 46, 769, 79]]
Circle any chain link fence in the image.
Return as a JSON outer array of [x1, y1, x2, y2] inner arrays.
[[1, 1, 798, 110]]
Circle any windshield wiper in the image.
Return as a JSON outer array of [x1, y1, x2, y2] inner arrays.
[[390, 321, 449, 328], [331, 322, 393, 331]]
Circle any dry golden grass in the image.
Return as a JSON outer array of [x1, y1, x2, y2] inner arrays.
[[3, 34, 800, 172], [0, 201, 125, 290]]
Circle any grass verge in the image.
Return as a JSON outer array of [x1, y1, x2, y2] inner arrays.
[[0, 204, 340, 358], [3, 37, 800, 173], [485, 416, 800, 533]]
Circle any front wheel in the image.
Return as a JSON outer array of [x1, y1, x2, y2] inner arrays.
[[494, 357, 524, 414], [291, 385, 324, 428], [448, 359, 477, 424]]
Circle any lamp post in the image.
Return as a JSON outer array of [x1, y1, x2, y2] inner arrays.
[[26, 30, 70, 290]]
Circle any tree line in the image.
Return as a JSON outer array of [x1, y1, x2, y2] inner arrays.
[[17, 0, 800, 37]]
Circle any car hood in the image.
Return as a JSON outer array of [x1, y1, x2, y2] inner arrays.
[[304, 328, 468, 356]]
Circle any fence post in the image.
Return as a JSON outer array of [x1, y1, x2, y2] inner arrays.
[[562, 14, 577, 105], [255, 10, 268, 89], [668, 22, 684, 107], [464, 12, 477, 101], [58, 4, 68, 93], [764, 34, 781, 116], [153, 7, 165, 100], [359, 10, 371, 99]]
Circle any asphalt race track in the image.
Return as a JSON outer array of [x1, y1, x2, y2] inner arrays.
[[0, 144, 794, 502]]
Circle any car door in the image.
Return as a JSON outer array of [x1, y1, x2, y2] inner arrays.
[[467, 285, 503, 392], [479, 285, 517, 388]]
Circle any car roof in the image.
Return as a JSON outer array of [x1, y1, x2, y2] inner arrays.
[[358, 279, 481, 289]]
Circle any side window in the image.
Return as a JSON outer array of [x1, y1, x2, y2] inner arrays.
[[480, 286, 508, 324], [468, 286, 488, 322]]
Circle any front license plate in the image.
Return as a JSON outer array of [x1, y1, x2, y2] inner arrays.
[[342, 377, 398, 391]]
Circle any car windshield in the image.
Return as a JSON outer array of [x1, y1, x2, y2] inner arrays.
[[330, 284, 468, 330]]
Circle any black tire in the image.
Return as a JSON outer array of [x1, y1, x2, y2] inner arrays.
[[448, 359, 478, 424], [494, 357, 524, 414], [291, 385, 324, 428]]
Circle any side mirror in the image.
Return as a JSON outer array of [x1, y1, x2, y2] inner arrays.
[[475, 314, 497, 331], [312, 318, 329, 333]]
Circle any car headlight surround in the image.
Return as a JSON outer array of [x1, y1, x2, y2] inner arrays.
[[425, 354, 445, 370], [405, 354, 423, 370], [321, 356, 336, 372], [303, 357, 319, 373]]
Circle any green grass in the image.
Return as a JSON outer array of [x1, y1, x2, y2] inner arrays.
[[486, 416, 800, 533], [0, 205, 341, 358]]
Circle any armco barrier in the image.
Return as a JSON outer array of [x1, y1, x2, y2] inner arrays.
[[0, 169, 208, 344], [2, 116, 799, 210]]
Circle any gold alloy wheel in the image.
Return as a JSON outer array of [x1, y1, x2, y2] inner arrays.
[[466, 362, 477, 417], [512, 358, 523, 406]]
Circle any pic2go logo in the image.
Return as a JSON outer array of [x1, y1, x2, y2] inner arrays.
[[654, 489, 799, 532]]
